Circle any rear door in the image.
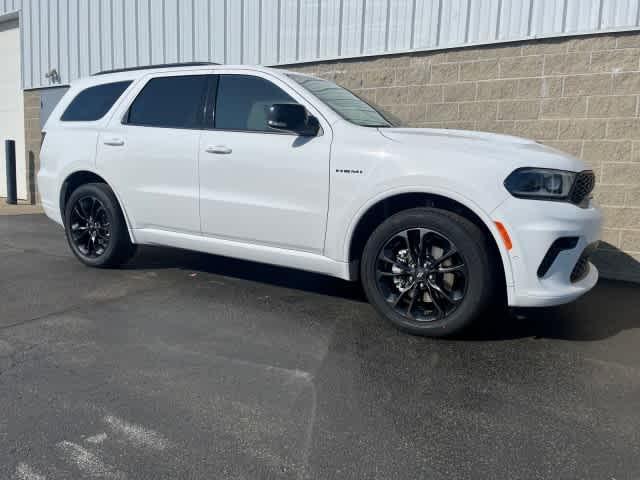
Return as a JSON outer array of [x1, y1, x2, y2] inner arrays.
[[96, 71, 212, 233]]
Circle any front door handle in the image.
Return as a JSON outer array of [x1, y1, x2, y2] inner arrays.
[[103, 138, 124, 146], [205, 145, 232, 155]]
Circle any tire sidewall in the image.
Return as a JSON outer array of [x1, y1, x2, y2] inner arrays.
[[361, 208, 492, 337], [64, 183, 129, 268]]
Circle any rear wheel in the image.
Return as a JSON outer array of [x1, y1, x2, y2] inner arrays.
[[360, 208, 496, 337], [64, 183, 137, 268]]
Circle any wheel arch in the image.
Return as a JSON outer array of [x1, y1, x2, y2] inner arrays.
[[59, 170, 136, 243], [345, 190, 513, 296]]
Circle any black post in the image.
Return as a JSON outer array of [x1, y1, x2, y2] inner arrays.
[[5, 139, 17, 205]]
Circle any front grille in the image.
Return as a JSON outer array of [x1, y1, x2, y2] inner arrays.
[[570, 171, 596, 206]]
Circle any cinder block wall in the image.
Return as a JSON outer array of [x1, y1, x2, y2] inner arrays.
[[23, 90, 41, 204], [286, 31, 640, 283]]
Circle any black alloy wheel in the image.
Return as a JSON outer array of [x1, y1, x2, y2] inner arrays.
[[69, 195, 112, 258], [375, 227, 468, 322], [64, 182, 137, 268], [361, 208, 496, 337]]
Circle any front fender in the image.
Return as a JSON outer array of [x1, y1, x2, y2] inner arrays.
[[332, 183, 515, 294]]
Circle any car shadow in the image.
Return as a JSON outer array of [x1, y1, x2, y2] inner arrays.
[[125, 246, 640, 342], [465, 279, 640, 341], [125, 245, 366, 302]]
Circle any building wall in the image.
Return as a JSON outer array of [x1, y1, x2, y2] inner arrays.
[[286, 31, 640, 282], [2, 0, 640, 89], [23, 89, 40, 204]]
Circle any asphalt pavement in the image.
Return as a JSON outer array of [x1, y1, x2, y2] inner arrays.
[[1, 214, 639, 479]]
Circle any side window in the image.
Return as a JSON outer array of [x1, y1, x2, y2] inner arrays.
[[125, 75, 211, 129], [61, 81, 131, 121], [214, 74, 297, 132]]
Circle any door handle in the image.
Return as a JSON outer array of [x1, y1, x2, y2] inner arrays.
[[205, 145, 232, 155], [103, 138, 124, 146]]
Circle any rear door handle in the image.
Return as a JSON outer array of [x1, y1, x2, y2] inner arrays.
[[103, 138, 124, 146], [205, 145, 232, 155]]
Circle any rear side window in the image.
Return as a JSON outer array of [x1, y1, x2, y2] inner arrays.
[[125, 75, 210, 129], [61, 81, 131, 121], [214, 74, 296, 132]]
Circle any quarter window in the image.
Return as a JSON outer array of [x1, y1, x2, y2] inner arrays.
[[61, 81, 131, 121], [125, 75, 210, 129], [214, 75, 297, 132]]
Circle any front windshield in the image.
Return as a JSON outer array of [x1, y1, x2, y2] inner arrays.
[[287, 73, 404, 128]]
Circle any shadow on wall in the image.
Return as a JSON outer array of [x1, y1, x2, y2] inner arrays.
[[125, 245, 639, 343], [592, 242, 640, 284], [28, 151, 36, 204]]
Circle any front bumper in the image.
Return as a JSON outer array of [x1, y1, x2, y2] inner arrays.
[[493, 196, 602, 308]]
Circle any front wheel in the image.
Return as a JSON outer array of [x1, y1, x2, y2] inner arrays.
[[360, 208, 497, 337]]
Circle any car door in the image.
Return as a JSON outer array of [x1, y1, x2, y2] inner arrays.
[[96, 71, 212, 233], [198, 72, 332, 254]]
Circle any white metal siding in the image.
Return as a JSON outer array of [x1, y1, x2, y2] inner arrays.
[[1, 0, 640, 89], [0, 19, 27, 199]]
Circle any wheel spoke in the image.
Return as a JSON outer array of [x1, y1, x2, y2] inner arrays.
[[73, 205, 88, 221], [426, 283, 444, 319], [81, 198, 92, 219], [378, 254, 411, 273], [397, 230, 418, 265], [73, 229, 90, 241], [84, 233, 93, 255], [377, 270, 410, 278], [437, 263, 465, 274], [427, 279, 459, 304], [90, 197, 98, 218], [406, 285, 418, 318], [417, 229, 430, 265], [392, 284, 414, 307], [431, 247, 458, 268]]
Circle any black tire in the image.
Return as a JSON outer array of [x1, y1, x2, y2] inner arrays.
[[64, 182, 137, 268], [360, 207, 496, 337]]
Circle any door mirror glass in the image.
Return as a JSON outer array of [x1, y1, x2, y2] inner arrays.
[[267, 104, 319, 136]]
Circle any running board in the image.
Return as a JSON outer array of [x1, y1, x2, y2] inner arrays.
[[133, 228, 355, 281]]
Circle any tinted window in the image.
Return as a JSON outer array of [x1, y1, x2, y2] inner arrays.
[[126, 75, 210, 129], [215, 75, 296, 132], [61, 81, 131, 121]]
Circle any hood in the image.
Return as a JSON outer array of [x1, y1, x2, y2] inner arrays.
[[377, 127, 587, 172], [380, 127, 536, 146]]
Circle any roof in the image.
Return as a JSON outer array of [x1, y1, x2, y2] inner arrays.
[[93, 62, 221, 76]]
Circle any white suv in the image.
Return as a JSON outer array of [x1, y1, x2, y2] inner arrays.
[[38, 63, 602, 336]]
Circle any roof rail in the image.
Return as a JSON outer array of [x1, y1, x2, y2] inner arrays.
[[93, 62, 220, 76]]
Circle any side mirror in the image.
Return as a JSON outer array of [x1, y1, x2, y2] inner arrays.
[[267, 104, 320, 136]]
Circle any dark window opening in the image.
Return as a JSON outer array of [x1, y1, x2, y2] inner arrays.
[[125, 75, 211, 129], [214, 74, 297, 132], [61, 81, 132, 122]]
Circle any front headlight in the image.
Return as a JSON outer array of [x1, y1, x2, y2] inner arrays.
[[504, 168, 576, 200]]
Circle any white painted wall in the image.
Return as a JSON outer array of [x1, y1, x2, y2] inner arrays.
[[0, 19, 26, 200]]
